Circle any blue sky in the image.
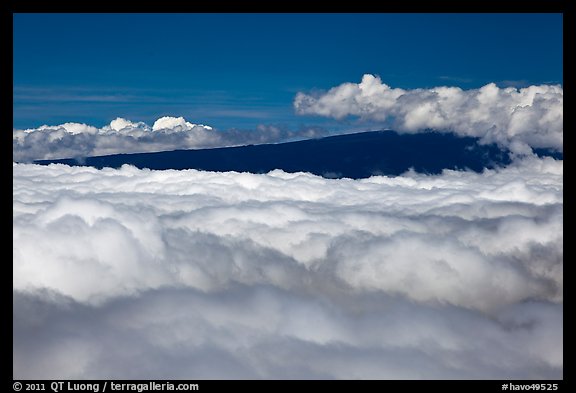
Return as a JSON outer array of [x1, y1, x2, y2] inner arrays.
[[13, 13, 563, 131]]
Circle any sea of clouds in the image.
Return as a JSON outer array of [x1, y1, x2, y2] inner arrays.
[[13, 74, 564, 379], [13, 156, 562, 379]]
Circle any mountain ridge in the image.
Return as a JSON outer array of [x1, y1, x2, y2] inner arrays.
[[33, 130, 523, 179]]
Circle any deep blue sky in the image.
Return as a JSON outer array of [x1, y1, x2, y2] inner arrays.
[[13, 13, 563, 131]]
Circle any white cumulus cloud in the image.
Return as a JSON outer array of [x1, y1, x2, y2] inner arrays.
[[13, 156, 562, 379], [152, 116, 212, 132], [12, 116, 218, 162], [13, 117, 328, 162], [294, 74, 563, 153]]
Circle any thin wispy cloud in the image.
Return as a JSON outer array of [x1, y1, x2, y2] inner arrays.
[[13, 85, 299, 134], [438, 75, 474, 84]]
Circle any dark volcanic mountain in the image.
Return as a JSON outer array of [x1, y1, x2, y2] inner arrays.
[[35, 130, 515, 179]]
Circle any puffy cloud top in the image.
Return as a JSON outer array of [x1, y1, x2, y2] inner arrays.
[[55, 122, 100, 135], [13, 117, 328, 162], [152, 116, 212, 132], [13, 157, 562, 378], [109, 117, 144, 132], [12, 116, 219, 162], [294, 74, 563, 153]]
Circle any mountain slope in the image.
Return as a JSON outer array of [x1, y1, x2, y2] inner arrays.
[[35, 130, 513, 179]]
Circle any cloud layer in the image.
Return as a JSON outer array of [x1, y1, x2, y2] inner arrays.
[[294, 74, 563, 154], [13, 117, 328, 162], [13, 157, 562, 379]]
